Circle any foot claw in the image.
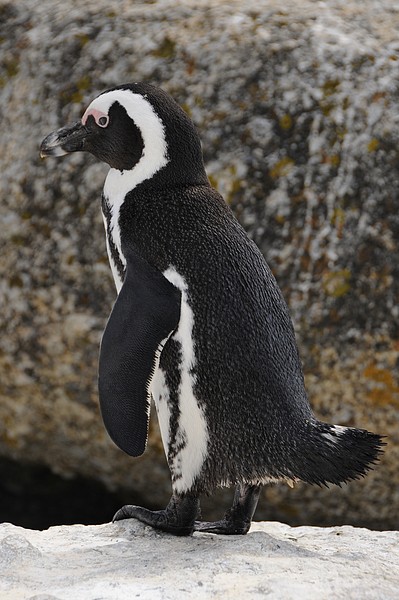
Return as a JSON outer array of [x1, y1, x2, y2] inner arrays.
[[112, 496, 199, 536], [112, 505, 138, 523]]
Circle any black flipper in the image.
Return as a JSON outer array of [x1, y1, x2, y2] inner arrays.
[[99, 248, 181, 457]]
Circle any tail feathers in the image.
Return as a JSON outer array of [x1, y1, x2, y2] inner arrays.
[[292, 420, 385, 487]]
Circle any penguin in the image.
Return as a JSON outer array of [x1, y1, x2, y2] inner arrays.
[[40, 83, 384, 536]]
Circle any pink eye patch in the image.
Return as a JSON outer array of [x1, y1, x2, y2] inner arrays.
[[82, 108, 109, 128]]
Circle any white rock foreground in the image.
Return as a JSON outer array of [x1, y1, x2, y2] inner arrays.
[[0, 521, 398, 600]]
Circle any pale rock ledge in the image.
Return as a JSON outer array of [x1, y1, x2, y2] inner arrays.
[[0, 521, 398, 599]]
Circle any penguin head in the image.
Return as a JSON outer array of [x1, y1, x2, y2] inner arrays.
[[40, 83, 208, 188]]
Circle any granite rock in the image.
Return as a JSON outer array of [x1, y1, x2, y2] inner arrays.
[[0, 0, 398, 528]]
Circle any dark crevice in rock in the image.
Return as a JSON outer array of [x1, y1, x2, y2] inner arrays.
[[0, 457, 152, 530]]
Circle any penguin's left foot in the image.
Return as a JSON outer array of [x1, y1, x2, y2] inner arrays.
[[112, 493, 200, 536], [194, 483, 261, 535]]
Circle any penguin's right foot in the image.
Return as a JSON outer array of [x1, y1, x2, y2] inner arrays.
[[194, 483, 261, 535], [112, 493, 200, 536]]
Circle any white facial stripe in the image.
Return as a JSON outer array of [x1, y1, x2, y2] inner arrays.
[[85, 89, 169, 199], [93, 89, 169, 285]]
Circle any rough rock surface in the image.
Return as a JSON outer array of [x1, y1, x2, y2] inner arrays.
[[0, 520, 398, 599], [0, 0, 398, 528]]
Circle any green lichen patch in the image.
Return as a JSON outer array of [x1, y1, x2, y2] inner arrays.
[[322, 269, 351, 298], [279, 113, 293, 130], [74, 33, 90, 48], [59, 75, 92, 105], [367, 138, 379, 152], [270, 157, 294, 179], [151, 36, 176, 59], [364, 364, 399, 406]]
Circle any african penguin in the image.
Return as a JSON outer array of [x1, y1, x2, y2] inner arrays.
[[40, 83, 384, 536]]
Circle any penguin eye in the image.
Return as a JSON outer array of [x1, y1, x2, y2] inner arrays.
[[97, 115, 109, 128]]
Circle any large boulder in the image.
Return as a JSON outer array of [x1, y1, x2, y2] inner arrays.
[[0, 0, 398, 528]]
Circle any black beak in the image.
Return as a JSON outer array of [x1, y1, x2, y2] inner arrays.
[[40, 121, 90, 158]]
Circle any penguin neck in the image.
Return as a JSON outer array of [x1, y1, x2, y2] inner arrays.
[[104, 164, 209, 205], [103, 155, 168, 203]]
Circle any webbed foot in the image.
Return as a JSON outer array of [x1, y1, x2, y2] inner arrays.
[[112, 494, 200, 536], [194, 484, 261, 535], [194, 517, 251, 535]]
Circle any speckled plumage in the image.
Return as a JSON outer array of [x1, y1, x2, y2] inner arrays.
[[117, 181, 381, 492]]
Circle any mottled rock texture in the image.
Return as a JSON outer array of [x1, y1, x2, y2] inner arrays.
[[0, 0, 398, 528], [0, 520, 398, 599]]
